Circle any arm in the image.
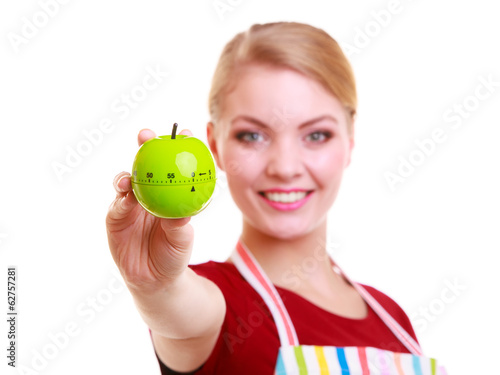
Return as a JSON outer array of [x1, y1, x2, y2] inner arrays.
[[134, 269, 226, 372], [106, 129, 225, 372]]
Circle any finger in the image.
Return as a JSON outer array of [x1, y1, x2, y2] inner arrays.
[[106, 191, 139, 225], [138, 128, 157, 146], [179, 129, 193, 136], [113, 171, 132, 195]]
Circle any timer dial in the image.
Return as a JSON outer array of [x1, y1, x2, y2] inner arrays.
[[131, 124, 217, 218]]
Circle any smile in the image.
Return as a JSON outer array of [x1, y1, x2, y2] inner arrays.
[[258, 190, 314, 211], [261, 191, 309, 203]]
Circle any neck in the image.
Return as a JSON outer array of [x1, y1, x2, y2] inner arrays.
[[238, 219, 341, 292]]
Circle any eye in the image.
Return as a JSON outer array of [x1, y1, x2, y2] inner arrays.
[[236, 131, 265, 143], [305, 131, 333, 143]]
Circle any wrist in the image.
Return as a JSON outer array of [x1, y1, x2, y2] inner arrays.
[[127, 268, 189, 301]]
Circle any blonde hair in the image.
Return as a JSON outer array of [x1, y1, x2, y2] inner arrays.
[[208, 22, 357, 133]]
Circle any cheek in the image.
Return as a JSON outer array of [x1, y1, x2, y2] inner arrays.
[[221, 143, 263, 178], [311, 146, 348, 169], [225, 162, 261, 212]]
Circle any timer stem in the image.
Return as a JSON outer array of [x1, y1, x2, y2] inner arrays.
[[171, 123, 178, 139]]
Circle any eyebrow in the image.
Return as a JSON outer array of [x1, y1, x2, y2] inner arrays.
[[230, 114, 338, 129]]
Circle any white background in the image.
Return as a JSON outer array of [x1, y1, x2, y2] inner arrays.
[[1, 0, 499, 374]]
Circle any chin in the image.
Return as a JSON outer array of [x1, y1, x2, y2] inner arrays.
[[258, 221, 318, 241]]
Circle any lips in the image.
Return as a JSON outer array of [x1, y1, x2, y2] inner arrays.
[[258, 189, 314, 211]]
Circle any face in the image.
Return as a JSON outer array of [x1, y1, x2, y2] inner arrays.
[[207, 64, 354, 240]]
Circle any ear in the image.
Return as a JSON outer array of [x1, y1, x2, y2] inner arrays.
[[345, 120, 355, 168], [207, 121, 224, 171]]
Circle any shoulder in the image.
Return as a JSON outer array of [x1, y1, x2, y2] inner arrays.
[[359, 283, 419, 343], [189, 260, 237, 276], [189, 261, 243, 291], [360, 284, 405, 313], [186, 261, 279, 374]]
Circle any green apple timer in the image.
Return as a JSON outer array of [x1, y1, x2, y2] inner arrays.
[[131, 123, 217, 218]]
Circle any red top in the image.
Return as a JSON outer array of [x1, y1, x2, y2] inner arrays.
[[155, 261, 419, 375]]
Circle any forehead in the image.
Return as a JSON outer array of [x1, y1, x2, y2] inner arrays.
[[220, 65, 346, 129]]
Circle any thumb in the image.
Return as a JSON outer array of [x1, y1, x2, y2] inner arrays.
[[179, 129, 193, 136], [159, 217, 194, 252]]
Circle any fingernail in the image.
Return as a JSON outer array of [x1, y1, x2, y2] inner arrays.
[[115, 178, 124, 192], [114, 173, 128, 192]]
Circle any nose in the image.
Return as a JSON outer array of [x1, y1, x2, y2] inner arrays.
[[265, 137, 304, 180]]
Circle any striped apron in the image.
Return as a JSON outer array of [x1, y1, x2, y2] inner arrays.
[[231, 239, 448, 375]]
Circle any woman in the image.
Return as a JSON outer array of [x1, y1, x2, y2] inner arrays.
[[106, 22, 446, 374]]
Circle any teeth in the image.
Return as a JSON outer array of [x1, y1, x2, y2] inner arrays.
[[264, 191, 307, 203]]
